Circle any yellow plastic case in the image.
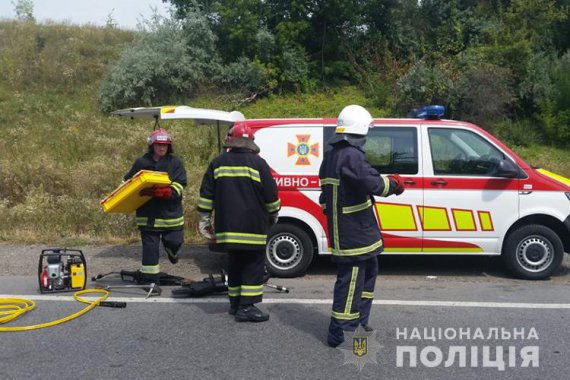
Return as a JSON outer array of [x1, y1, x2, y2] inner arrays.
[[100, 170, 171, 214]]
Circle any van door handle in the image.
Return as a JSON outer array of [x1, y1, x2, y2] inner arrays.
[[431, 180, 448, 186], [404, 179, 416, 185]]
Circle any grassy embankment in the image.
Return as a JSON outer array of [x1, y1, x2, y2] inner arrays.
[[0, 21, 568, 246]]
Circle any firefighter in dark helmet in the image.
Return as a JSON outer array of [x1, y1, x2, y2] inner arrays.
[[197, 122, 280, 322], [124, 128, 187, 283], [319, 105, 405, 347]]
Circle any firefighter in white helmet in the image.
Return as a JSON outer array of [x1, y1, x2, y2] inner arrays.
[[319, 105, 405, 347], [197, 122, 280, 322], [124, 128, 187, 283]]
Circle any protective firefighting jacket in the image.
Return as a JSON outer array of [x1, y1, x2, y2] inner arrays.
[[198, 148, 281, 251], [124, 152, 187, 231], [319, 139, 398, 263]]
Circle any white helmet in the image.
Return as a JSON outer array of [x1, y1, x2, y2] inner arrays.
[[335, 105, 374, 136]]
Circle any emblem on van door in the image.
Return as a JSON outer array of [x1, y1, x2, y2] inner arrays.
[[287, 135, 319, 165]]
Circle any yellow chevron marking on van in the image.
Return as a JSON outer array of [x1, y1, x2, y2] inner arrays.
[[452, 209, 476, 231], [418, 206, 450, 231], [376, 203, 417, 231]]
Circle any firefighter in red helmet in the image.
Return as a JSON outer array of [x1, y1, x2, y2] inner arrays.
[[197, 122, 280, 322], [124, 128, 187, 283]]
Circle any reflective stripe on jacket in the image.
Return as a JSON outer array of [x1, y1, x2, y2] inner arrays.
[[319, 140, 397, 262], [198, 148, 280, 251]]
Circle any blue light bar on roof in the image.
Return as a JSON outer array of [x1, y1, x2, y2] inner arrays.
[[413, 105, 445, 120]]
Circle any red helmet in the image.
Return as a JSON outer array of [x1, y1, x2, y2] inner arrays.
[[147, 128, 172, 146], [226, 122, 254, 141], [224, 122, 260, 152]]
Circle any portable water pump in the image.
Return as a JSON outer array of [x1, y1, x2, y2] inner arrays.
[[38, 249, 87, 293]]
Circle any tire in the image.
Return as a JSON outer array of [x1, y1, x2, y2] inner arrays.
[[266, 223, 314, 278], [502, 224, 564, 280]]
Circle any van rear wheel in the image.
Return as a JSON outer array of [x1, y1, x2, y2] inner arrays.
[[266, 223, 314, 278], [502, 224, 563, 280]]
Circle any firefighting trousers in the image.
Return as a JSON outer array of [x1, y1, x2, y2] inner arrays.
[[140, 229, 183, 277], [328, 256, 378, 344], [227, 249, 265, 307]]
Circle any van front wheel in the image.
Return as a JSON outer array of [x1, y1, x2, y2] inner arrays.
[[266, 223, 314, 278], [502, 224, 564, 280]]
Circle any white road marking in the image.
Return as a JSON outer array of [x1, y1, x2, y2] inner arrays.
[[1, 294, 570, 309]]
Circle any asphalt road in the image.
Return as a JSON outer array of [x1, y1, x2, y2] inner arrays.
[[2, 243, 569, 284], [1, 245, 569, 379]]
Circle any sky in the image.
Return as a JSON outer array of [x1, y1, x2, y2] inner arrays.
[[0, 0, 172, 30]]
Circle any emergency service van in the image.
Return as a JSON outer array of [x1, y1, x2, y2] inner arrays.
[[114, 105, 570, 280]]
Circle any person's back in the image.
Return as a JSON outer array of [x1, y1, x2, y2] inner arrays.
[[198, 122, 280, 322], [206, 148, 278, 249]]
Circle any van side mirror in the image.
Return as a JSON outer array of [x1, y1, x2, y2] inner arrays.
[[496, 159, 519, 178]]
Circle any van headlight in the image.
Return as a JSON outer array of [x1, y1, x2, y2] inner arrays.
[[566, 192, 570, 201]]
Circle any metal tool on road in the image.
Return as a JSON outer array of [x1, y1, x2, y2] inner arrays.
[[171, 268, 290, 298], [100, 283, 161, 299], [91, 269, 185, 286], [263, 283, 289, 293]]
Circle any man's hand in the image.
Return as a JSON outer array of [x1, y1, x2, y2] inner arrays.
[[198, 212, 215, 240], [388, 174, 405, 195], [140, 186, 173, 199]]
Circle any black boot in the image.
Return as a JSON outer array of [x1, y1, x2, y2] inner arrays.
[[327, 337, 344, 348], [228, 300, 239, 315], [235, 305, 269, 322], [165, 247, 178, 264], [361, 324, 374, 332], [327, 325, 345, 347]]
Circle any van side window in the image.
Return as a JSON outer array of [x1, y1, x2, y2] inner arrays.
[[323, 126, 418, 174], [364, 127, 418, 174], [428, 128, 506, 176]]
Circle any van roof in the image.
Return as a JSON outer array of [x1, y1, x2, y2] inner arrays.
[[245, 118, 473, 128]]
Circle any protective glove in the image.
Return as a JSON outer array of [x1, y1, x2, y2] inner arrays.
[[388, 174, 405, 196], [198, 212, 215, 240], [140, 186, 173, 199], [269, 212, 279, 226]]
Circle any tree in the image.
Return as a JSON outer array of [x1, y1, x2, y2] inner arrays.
[[12, 0, 35, 22], [98, 11, 220, 111]]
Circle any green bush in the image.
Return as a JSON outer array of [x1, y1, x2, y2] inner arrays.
[[395, 60, 453, 115], [97, 12, 220, 112], [492, 119, 543, 148], [277, 45, 310, 91], [212, 56, 268, 93], [449, 63, 514, 127], [536, 52, 570, 144]]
